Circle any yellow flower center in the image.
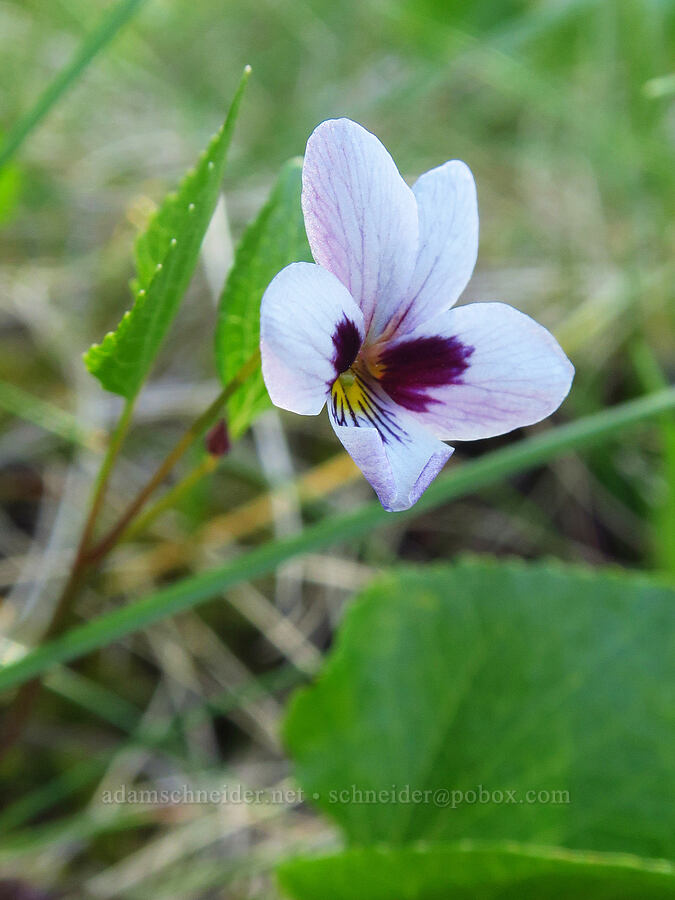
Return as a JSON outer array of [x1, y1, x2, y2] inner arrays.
[[331, 369, 367, 424]]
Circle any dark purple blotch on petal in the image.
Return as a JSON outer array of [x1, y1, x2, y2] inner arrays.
[[380, 335, 474, 412], [331, 316, 362, 376]]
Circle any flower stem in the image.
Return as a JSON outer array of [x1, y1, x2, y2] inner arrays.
[[76, 398, 136, 565], [43, 396, 136, 634], [122, 453, 219, 543], [84, 350, 259, 566]]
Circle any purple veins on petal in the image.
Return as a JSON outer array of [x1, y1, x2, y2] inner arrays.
[[352, 371, 407, 444], [330, 369, 407, 445], [331, 316, 362, 376], [379, 335, 474, 412]]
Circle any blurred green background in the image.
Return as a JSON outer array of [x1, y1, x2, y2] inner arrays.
[[0, 0, 673, 896]]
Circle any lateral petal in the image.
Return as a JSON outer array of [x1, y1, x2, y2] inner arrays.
[[260, 262, 365, 416], [387, 302, 574, 440]]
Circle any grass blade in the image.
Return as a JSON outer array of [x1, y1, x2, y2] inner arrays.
[[0, 377, 100, 448], [0, 0, 147, 171], [0, 387, 673, 694]]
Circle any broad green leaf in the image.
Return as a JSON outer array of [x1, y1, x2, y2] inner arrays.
[[84, 68, 250, 399], [284, 560, 675, 858], [215, 157, 311, 437], [278, 843, 675, 900]]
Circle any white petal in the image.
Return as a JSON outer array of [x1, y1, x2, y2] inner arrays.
[[391, 160, 479, 335], [260, 262, 365, 416], [302, 118, 418, 337], [394, 302, 574, 440], [327, 376, 452, 511]]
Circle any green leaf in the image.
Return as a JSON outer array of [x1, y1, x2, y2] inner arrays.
[[0, 389, 673, 696], [283, 559, 675, 859], [278, 843, 675, 900], [215, 157, 311, 437], [83, 67, 250, 399]]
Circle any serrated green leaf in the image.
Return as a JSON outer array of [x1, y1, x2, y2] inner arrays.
[[283, 559, 675, 859], [84, 68, 250, 399], [215, 157, 311, 437], [278, 843, 675, 900]]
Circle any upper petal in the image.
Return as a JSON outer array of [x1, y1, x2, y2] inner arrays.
[[327, 373, 452, 511], [260, 262, 365, 416], [302, 118, 418, 337], [380, 302, 574, 440], [391, 160, 479, 336]]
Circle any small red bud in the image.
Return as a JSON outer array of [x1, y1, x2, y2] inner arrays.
[[205, 419, 230, 457]]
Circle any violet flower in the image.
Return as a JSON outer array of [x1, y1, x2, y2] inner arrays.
[[260, 119, 574, 511]]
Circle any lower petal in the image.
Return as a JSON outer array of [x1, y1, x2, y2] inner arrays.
[[393, 302, 574, 440], [327, 377, 452, 511]]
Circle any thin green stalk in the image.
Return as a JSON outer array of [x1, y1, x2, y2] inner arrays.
[[85, 350, 259, 564], [0, 0, 147, 171], [2, 386, 673, 694], [75, 397, 136, 566], [122, 453, 219, 542]]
